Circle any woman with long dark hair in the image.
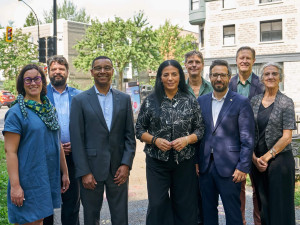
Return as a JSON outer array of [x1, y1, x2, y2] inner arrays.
[[136, 60, 204, 225], [4, 64, 69, 225]]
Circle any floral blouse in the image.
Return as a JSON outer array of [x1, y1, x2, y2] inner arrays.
[[136, 90, 204, 163]]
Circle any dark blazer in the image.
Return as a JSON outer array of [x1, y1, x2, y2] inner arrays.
[[229, 73, 264, 100], [69, 87, 136, 181], [197, 90, 255, 177], [47, 84, 81, 108], [251, 91, 296, 153]]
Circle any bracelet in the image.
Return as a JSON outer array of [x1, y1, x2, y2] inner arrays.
[[151, 136, 156, 145], [185, 136, 189, 146], [153, 137, 158, 145]]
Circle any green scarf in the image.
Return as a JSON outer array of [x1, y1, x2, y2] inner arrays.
[[13, 94, 60, 131]]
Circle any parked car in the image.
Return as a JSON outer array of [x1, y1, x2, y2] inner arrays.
[[0, 90, 15, 108]]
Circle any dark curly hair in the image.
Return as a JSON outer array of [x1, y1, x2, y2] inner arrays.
[[16, 64, 47, 98]]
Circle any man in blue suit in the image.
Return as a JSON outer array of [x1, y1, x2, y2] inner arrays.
[[196, 59, 255, 225], [44, 56, 82, 225]]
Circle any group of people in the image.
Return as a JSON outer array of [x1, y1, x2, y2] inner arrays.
[[3, 46, 296, 225]]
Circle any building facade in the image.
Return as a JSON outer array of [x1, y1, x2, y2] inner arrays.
[[21, 19, 92, 89], [189, 0, 300, 114]]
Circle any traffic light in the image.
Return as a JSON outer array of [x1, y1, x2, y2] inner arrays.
[[47, 36, 56, 58], [5, 27, 13, 42], [38, 37, 46, 63]]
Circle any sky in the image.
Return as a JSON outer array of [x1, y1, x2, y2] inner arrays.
[[0, 0, 198, 32]]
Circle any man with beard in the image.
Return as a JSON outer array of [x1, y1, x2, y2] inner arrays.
[[44, 56, 81, 225], [229, 46, 264, 225], [196, 60, 255, 225]]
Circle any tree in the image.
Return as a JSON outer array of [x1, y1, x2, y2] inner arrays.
[[0, 28, 38, 94], [24, 12, 37, 27], [43, 0, 90, 23], [156, 20, 197, 64], [73, 12, 160, 90]]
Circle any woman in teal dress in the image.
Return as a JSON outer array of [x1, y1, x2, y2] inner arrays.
[[3, 64, 70, 225]]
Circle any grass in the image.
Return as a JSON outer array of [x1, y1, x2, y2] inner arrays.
[[0, 140, 9, 224]]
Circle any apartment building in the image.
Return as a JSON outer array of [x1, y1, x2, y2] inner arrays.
[[189, 0, 300, 114]]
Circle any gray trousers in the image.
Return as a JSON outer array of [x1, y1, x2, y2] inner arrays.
[[80, 172, 129, 225]]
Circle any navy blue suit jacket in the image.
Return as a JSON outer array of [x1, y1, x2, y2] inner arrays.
[[229, 73, 264, 100], [197, 90, 255, 177]]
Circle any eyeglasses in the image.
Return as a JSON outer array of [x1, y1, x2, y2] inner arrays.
[[211, 73, 228, 79], [92, 66, 112, 72], [24, 76, 42, 85], [263, 72, 279, 77]]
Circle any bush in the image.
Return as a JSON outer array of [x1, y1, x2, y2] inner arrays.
[[0, 140, 9, 224]]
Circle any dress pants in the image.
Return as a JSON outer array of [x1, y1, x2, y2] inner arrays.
[[252, 150, 295, 225], [43, 154, 80, 225], [80, 171, 129, 225], [200, 158, 243, 225], [146, 154, 198, 225], [240, 174, 261, 225]]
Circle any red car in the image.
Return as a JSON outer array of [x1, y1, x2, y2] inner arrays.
[[0, 90, 15, 108]]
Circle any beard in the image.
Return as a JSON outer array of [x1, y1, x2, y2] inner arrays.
[[212, 81, 228, 92], [50, 75, 67, 87]]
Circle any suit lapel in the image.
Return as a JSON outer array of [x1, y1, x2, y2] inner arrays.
[[110, 89, 120, 131], [213, 90, 235, 131], [87, 87, 109, 131], [249, 74, 258, 99], [47, 84, 55, 106]]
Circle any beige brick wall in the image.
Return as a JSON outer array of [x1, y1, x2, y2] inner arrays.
[[283, 62, 300, 114]]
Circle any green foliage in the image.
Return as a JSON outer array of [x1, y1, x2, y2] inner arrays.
[[3, 79, 17, 95], [24, 12, 37, 27], [156, 20, 197, 64], [67, 80, 82, 90], [73, 11, 160, 90], [295, 184, 300, 206], [0, 140, 9, 224], [0, 28, 38, 81], [43, 0, 90, 23]]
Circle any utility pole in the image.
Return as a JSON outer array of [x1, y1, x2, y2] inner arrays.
[[53, 0, 57, 55]]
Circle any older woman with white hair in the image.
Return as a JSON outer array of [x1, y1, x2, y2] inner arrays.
[[251, 62, 296, 225]]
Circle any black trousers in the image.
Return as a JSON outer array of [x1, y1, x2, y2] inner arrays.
[[44, 155, 81, 225], [146, 154, 198, 225], [252, 150, 295, 225]]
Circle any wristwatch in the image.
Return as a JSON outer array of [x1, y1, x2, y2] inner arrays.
[[269, 148, 276, 158]]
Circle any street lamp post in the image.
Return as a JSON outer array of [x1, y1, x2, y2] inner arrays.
[[18, 0, 40, 39]]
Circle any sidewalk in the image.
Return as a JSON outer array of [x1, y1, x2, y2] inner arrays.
[[53, 140, 300, 225]]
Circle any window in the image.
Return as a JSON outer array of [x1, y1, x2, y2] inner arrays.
[[259, 0, 281, 3], [191, 0, 199, 10], [260, 20, 282, 42], [223, 25, 235, 45], [200, 28, 204, 48], [223, 0, 235, 8]]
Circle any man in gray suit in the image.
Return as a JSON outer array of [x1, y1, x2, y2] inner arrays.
[[70, 56, 136, 225]]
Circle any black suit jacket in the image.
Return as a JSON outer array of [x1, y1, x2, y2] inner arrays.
[[229, 73, 264, 100], [70, 87, 136, 181]]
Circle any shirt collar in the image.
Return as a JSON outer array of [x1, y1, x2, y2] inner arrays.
[[212, 89, 229, 101], [94, 85, 112, 96], [51, 84, 68, 94], [237, 72, 253, 85]]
